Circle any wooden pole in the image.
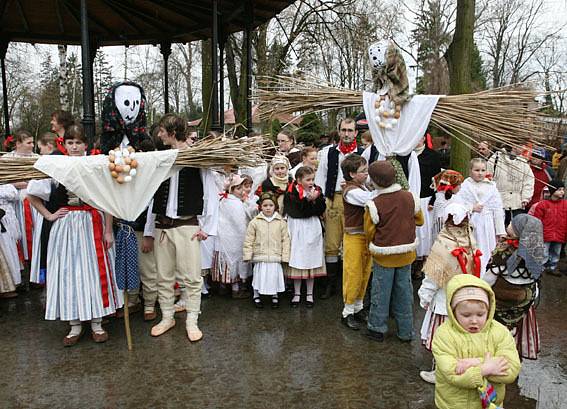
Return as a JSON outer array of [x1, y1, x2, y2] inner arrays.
[[123, 290, 133, 351]]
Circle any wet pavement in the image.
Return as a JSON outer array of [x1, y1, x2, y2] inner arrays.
[[1, 274, 566, 409]]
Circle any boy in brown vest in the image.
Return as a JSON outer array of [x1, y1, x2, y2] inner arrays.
[[364, 161, 424, 342], [340, 154, 375, 330]]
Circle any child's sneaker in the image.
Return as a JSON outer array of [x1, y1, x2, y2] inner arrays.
[[419, 370, 436, 384]]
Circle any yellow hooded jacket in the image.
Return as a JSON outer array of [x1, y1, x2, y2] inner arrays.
[[432, 275, 521, 409]]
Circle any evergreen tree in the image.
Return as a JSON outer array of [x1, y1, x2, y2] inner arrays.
[[297, 112, 323, 146], [93, 50, 114, 120]]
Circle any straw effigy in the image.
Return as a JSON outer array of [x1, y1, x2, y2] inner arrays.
[[254, 76, 549, 151], [0, 135, 272, 184]]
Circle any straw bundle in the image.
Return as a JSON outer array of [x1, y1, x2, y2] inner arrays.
[[0, 136, 272, 184], [255, 76, 547, 150]]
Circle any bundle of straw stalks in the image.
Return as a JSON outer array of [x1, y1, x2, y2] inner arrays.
[[0, 136, 272, 184], [255, 76, 548, 151]]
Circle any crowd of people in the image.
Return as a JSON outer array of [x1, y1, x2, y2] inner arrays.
[[0, 110, 565, 408]]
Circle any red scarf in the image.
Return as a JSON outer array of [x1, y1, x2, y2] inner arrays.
[[507, 239, 519, 249], [55, 136, 68, 155], [338, 140, 358, 155]]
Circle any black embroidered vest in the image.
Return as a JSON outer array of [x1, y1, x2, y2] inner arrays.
[[325, 146, 364, 199], [152, 167, 204, 216]]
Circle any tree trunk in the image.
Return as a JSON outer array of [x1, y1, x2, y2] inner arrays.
[[201, 39, 213, 134], [58, 45, 68, 110], [445, 0, 475, 174]]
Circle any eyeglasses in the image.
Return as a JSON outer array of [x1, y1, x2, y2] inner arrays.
[[340, 128, 356, 133]]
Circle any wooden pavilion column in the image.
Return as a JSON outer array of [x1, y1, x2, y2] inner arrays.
[[0, 40, 10, 137], [160, 42, 172, 113], [80, 0, 95, 145], [211, 0, 221, 131]]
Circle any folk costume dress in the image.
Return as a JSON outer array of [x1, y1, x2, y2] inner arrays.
[[3, 151, 41, 265], [483, 214, 545, 360], [418, 204, 482, 350], [27, 179, 123, 321], [455, 177, 506, 275], [211, 193, 251, 284], [283, 181, 326, 279], [0, 185, 22, 286]]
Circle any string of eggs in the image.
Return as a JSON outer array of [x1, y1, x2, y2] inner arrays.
[[108, 146, 139, 184], [374, 95, 401, 129]]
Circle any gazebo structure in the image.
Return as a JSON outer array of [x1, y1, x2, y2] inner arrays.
[[0, 0, 295, 142]]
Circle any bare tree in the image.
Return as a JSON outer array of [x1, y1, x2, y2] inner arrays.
[[58, 45, 69, 110], [481, 0, 563, 86]]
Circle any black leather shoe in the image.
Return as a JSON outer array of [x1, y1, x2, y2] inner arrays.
[[290, 294, 300, 308], [342, 314, 362, 330], [365, 329, 384, 342], [354, 309, 369, 323]]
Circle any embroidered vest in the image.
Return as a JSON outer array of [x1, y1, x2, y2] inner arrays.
[[325, 146, 364, 199], [153, 167, 204, 216]]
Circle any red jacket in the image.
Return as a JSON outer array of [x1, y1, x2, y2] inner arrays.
[[527, 164, 554, 209], [533, 199, 567, 243]]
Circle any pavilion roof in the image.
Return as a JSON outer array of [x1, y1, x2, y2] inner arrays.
[[0, 0, 295, 46]]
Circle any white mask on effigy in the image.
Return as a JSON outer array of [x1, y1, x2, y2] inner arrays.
[[115, 85, 141, 125]]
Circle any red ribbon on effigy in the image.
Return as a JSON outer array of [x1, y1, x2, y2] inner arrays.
[[451, 247, 469, 275], [23, 198, 34, 259], [64, 205, 110, 308], [473, 249, 483, 278]]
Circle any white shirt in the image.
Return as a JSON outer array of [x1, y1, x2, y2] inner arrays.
[[315, 145, 355, 196]]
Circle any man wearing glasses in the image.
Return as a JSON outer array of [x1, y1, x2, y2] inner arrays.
[[315, 118, 365, 299]]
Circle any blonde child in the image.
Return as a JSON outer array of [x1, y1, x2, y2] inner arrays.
[[284, 166, 326, 308], [243, 192, 290, 308], [455, 158, 506, 274], [432, 274, 521, 409], [418, 203, 481, 383], [256, 155, 292, 213], [211, 174, 251, 298]]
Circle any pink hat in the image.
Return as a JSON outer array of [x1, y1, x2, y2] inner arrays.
[[451, 286, 489, 309]]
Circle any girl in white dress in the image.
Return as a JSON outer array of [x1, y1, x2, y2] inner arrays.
[[283, 166, 326, 308], [27, 124, 122, 346], [211, 174, 251, 298], [243, 192, 290, 308], [455, 158, 506, 275], [2, 130, 40, 268], [0, 185, 22, 288]]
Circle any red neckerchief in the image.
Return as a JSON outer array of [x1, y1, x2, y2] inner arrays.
[[287, 181, 305, 199], [338, 140, 357, 155], [55, 136, 68, 155], [507, 239, 519, 249]]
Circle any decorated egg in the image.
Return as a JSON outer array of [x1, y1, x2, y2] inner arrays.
[[108, 163, 116, 171], [124, 175, 132, 183], [391, 119, 398, 126], [130, 159, 138, 169], [124, 157, 132, 165], [115, 165, 123, 173], [382, 111, 390, 118], [123, 165, 131, 173], [116, 175, 125, 184], [123, 150, 130, 158], [379, 121, 386, 128], [111, 171, 119, 179], [394, 112, 401, 119], [129, 169, 137, 177], [115, 150, 123, 158]]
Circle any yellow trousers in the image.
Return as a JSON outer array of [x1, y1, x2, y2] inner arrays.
[[324, 194, 344, 258], [342, 233, 372, 305]]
